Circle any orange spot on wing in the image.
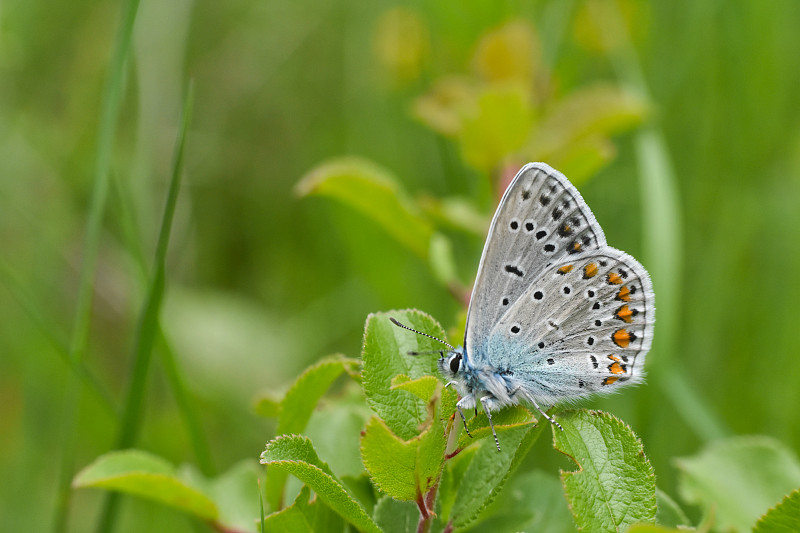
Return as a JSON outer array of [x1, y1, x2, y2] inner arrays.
[[607, 272, 623, 285], [603, 376, 620, 386], [557, 264, 574, 275], [607, 355, 621, 362], [583, 263, 598, 278], [571, 241, 582, 252], [616, 286, 631, 301], [608, 362, 625, 374], [615, 305, 634, 323], [612, 329, 632, 348]]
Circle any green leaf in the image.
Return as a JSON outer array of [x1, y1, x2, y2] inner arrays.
[[373, 496, 420, 533], [754, 489, 800, 533], [428, 232, 460, 288], [390, 374, 440, 403], [73, 450, 218, 521], [553, 409, 656, 532], [467, 470, 573, 533], [360, 415, 445, 502], [361, 310, 447, 440], [459, 84, 534, 172], [655, 488, 691, 529], [253, 393, 282, 418], [295, 157, 433, 259], [675, 435, 800, 532], [262, 355, 357, 510], [417, 195, 489, 237], [260, 435, 380, 533], [528, 84, 647, 164], [261, 486, 344, 533], [625, 526, 686, 533], [277, 355, 357, 436], [456, 405, 536, 450], [448, 420, 543, 530]]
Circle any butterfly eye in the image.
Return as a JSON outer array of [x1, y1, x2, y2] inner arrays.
[[449, 354, 462, 374]]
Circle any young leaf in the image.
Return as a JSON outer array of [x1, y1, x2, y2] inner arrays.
[[753, 489, 800, 532], [553, 409, 657, 532], [72, 450, 218, 521], [448, 420, 543, 530], [390, 374, 440, 402], [260, 435, 381, 533], [675, 436, 800, 532], [360, 415, 445, 502], [261, 485, 344, 533], [295, 157, 433, 259], [361, 310, 447, 440], [373, 496, 420, 533]]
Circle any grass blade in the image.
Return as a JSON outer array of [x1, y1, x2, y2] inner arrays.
[[53, 0, 143, 531], [95, 81, 195, 533]]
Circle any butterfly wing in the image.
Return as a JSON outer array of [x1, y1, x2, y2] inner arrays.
[[465, 163, 608, 364], [486, 248, 655, 406]]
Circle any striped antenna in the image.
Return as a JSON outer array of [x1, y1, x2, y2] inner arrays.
[[389, 317, 456, 351]]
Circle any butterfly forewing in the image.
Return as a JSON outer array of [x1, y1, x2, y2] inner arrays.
[[465, 163, 608, 363]]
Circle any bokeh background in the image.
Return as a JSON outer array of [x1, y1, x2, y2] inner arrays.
[[2, 0, 800, 530]]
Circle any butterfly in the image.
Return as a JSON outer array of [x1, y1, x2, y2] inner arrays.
[[392, 163, 655, 450]]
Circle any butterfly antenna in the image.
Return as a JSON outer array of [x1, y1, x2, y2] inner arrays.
[[389, 317, 456, 351]]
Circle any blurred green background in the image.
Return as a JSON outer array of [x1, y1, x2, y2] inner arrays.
[[2, 0, 800, 530]]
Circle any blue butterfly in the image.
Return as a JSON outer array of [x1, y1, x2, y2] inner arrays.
[[393, 163, 655, 450]]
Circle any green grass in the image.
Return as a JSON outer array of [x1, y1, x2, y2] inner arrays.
[[2, 0, 800, 531]]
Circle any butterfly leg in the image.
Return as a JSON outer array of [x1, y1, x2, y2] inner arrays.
[[528, 397, 563, 431], [479, 396, 501, 451], [453, 395, 475, 438]]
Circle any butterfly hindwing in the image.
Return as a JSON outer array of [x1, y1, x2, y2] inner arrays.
[[486, 248, 655, 404]]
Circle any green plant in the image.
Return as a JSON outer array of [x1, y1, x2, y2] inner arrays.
[[73, 308, 800, 532]]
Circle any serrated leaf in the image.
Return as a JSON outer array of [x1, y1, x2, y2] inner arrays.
[[466, 470, 573, 533], [373, 496, 419, 533], [295, 157, 433, 258], [455, 405, 536, 450], [72, 450, 218, 521], [458, 84, 534, 172], [360, 415, 445, 501], [278, 355, 356, 436], [261, 485, 344, 533], [675, 436, 800, 532], [361, 310, 447, 440], [553, 409, 656, 532], [754, 489, 800, 533], [449, 421, 543, 530], [391, 374, 440, 402], [260, 435, 381, 533], [263, 355, 357, 510]]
